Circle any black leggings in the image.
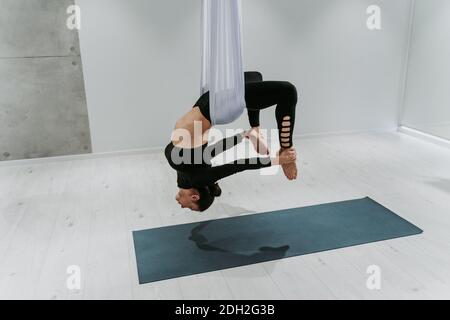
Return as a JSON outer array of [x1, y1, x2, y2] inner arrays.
[[195, 77, 298, 148], [245, 80, 298, 148]]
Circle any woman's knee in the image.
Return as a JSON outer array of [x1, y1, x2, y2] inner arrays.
[[281, 81, 298, 105]]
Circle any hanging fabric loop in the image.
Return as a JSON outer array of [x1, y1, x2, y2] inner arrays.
[[200, 0, 246, 125]]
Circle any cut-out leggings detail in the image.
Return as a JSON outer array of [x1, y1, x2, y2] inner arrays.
[[245, 81, 298, 149]]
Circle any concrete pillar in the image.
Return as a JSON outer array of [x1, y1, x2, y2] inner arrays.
[[0, 0, 91, 161]]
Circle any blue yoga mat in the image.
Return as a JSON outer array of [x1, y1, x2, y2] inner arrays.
[[133, 197, 422, 284]]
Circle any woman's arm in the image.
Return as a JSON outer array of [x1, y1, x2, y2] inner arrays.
[[194, 149, 296, 185], [194, 157, 272, 186], [204, 132, 245, 159]]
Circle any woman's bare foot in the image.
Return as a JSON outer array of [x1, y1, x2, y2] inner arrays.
[[243, 127, 270, 155], [279, 147, 298, 180], [275, 148, 296, 164]]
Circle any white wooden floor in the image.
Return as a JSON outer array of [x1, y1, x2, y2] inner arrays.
[[1, 131, 450, 300]]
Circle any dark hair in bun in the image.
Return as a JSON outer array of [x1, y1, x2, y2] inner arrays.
[[195, 183, 222, 212], [209, 183, 222, 197]]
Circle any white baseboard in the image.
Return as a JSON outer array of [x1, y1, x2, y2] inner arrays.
[[0, 146, 163, 167], [398, 126, 450, 149], [295, 127, 398, 140], [0, 127, 399, 167]]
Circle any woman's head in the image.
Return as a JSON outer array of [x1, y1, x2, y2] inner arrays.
[[175, 184, 222, 212]]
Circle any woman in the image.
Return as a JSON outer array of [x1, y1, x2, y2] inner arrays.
[[165, 73, 299, 212]]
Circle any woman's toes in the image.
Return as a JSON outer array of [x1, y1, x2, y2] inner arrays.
[[281, 161, 298, 180]]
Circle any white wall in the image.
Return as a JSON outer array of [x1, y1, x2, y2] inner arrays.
[[401, 0, 450, 140], [77, 0, 412, 153]]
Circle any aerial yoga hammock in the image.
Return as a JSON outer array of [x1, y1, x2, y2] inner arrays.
[[165, 0, 299, 212]]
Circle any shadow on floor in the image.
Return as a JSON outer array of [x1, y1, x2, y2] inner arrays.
[[188, 220, 290, 278], [198, 203, 257, 221]]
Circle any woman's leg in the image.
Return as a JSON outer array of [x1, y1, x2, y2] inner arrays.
[[245, 81, 298, 147], [244, 81, 299, 179], [243, 72, 269, 154], [247, 109, 261, 128]]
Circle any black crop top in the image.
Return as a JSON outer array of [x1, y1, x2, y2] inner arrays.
[[193, 91, 211, 123]]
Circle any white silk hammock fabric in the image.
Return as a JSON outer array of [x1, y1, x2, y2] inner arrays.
[[200, 0, 246, 125]]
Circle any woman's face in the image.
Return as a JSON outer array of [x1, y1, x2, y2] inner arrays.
[[175, 188, 200, 211]]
